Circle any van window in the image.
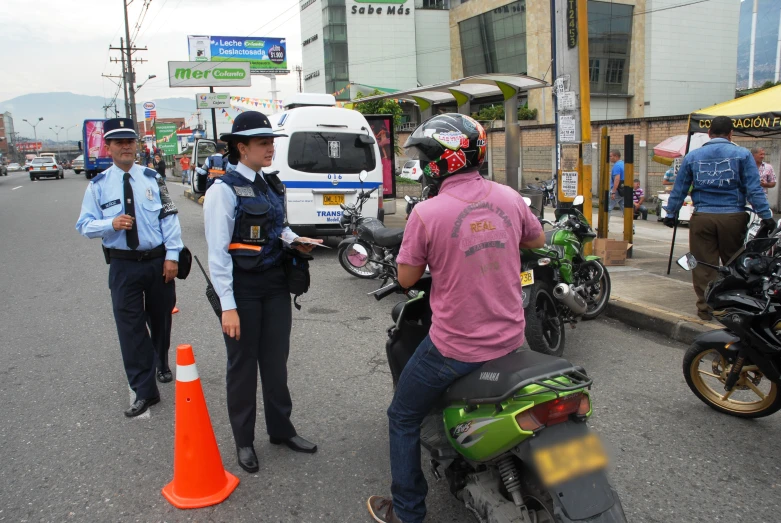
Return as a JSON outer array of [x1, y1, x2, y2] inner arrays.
[[288, 132, 376, 174], [403, 161, 417, 169]]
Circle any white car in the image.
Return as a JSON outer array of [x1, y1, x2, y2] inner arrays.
[[401, 160, 422, 181], [29, 157, 64, 180], [7, 163, 22, 171]]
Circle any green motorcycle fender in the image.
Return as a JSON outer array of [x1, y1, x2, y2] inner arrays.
[[514, 421, 626, 521], [584, 255, 601, 262]]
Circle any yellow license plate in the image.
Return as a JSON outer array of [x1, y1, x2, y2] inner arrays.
[[40, 166, 46, 170], [521, 270, 535, 286], [323, 194, 345, 205], [532, 433, 608, 487]]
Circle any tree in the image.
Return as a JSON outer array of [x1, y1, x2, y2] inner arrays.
[[354, 89, 404, 152]]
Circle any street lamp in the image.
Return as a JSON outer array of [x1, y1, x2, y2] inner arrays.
[[50, 125, 64, 157], [66, 124, 78, 144], [136, 74, 157, 92], [23, 117, 44, 153]]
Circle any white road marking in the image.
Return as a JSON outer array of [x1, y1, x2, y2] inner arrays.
[[11, 186, 22, 190], [128, 385, 151, 420]]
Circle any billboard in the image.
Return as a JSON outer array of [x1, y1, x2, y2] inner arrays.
[[196, 92, 232, 109], [364, 115, 397, 199], [188, 35, 289, 75], [168, 61, 251, 88], [15, 142, 43, 152], [155, 123, 179, 155]]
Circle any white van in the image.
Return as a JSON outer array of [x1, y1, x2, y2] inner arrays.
[[269, 94, 384, 237]]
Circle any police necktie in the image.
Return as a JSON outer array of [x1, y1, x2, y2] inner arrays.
[[123, 172, 140, 250]]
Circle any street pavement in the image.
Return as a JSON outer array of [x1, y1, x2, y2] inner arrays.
[[0, 170, 779, 523]]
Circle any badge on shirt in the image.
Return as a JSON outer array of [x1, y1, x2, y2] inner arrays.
[[234, 186, 255, 198], [100, 199, 120, 210], [250, 226, 261, 239], [146, 187, 154, 200]]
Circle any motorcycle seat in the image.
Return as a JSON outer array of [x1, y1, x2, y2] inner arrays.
[[372, 227, 405, 247], [443, 350, 576, 405]]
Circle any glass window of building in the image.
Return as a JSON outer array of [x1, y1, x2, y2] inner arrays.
[[588, 1, 633, 95], [322, 0, 350, 100], [458, 0, 527, 76]]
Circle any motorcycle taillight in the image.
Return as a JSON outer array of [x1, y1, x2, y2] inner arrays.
[[515, 392, 589, 431]]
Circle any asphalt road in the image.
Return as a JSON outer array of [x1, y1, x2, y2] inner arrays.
[[0, 170, 779, 523]]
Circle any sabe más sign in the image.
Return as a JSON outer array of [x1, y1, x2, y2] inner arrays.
[[351, 0, 411, 15], [168, 61, 251, 87], [196, 93, 232, 109]]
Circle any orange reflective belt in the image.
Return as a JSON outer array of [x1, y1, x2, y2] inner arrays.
[[209, 169, 226, 176], [228, 243, 262, 252]]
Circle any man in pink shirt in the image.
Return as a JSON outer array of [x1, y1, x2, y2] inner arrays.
[[367, 114, 545, 523]]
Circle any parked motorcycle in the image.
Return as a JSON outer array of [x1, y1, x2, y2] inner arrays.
[[525, 176, 557, 208], [521, 196, 611, 357], [677, 237, 781, 418], [337, 172, 404, 280], [371, 275, 626, 523]]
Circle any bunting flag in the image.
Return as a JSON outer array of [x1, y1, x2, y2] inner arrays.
[[332, 82, 352, 96], [230, 96, 285, 111]]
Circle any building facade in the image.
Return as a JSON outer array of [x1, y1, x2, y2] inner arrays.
[[0, 112, 14, 159], [300, 0, 451, 100]]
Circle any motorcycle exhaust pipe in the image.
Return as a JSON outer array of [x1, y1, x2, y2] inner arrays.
[[553, 283, 588, 315]]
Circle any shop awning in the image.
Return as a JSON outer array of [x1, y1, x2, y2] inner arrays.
[[689, 85, 781, 136]]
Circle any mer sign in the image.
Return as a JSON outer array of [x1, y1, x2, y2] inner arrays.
[[168, 61, 251, 87]]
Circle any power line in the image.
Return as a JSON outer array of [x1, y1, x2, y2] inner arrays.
[[130, 0, 153, 45]]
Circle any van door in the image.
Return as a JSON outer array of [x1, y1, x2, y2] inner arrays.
[[283, 130, 379, 235], [191, 139, 216, 194]]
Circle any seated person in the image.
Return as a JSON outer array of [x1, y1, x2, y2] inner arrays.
[[662, 166, 676, 186], [633, 179, 648, 220]]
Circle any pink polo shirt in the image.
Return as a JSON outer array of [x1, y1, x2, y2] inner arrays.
[[397, 171, 542, 363]]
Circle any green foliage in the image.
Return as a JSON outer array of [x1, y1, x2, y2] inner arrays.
[[354, 89, 404, 153], [518, 104, 538, 121], [471, 103, 538, 121], [736, 80, 781, 98], [396, 175, 419, 185]]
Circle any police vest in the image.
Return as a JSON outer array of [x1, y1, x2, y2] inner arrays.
[[219, 170, 286, 272]]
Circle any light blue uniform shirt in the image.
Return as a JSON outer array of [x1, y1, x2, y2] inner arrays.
[[75, 163, 183, 261], [203, 162, 298, 311]]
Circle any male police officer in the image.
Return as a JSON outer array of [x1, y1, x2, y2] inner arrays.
[[76, 118, 184, 417]]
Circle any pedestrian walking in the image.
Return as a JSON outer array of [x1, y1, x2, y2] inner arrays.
[[203, 111, 322, 473], [665, 116, 774, 320], [179, 155, 191, 185], [607, 149, 625, 212], [752, 147, 776, 194], [75, 118, 183, 417], [366, 114, 545, 523]]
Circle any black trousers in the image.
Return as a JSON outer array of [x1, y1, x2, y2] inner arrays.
[[109, 257, 176, 401], [225, 266, 295, 447]]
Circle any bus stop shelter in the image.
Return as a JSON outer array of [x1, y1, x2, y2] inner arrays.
[[351, 74, 547, 191]]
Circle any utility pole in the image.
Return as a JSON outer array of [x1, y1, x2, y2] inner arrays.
[[120, 37, 130, 117], [123, 0, 137, 127], [295, 65, 303, 93]]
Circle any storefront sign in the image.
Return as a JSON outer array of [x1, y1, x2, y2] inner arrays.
[[196, 93, 232, 109], [168, 61, 251, 87], [351, 0, 411, 15]]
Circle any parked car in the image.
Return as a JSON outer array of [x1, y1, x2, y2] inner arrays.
[[7, 163, 22, 172], [29, 157, 64, 180], [0, 163, 7, 176], [71, 155, 84, 174], [401, 160, 421, 181]]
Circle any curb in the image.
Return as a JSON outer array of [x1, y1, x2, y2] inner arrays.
[[604, 296, 719, 345], [183, 189, 203, 205]]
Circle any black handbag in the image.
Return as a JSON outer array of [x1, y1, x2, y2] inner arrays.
[[177, 246, 192, 280], [283, 247, 313, 310]]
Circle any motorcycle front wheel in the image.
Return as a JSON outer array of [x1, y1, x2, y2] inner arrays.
[[683, 344, 781, 418], [581, 261, 611, 320], [337, 241, 381, 279], [524, 281, 565, 357]]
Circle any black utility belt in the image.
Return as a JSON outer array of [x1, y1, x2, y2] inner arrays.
[[103, 245, 166, 263]]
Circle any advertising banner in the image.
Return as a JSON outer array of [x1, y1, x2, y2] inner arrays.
[[168, 61, 251, 87], [188, 35, 289, 75], [16, 142, 43, 152], [196, 92, 232, 109], [155, 123, 179, 155], [364, 115, 396, 198]]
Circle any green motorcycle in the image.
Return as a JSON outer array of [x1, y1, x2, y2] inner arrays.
[[373, 276, 626, 523], [521, 196, 611, 357]]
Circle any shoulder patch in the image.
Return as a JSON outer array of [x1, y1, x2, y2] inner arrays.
[[143, 168, 158, 178], [90, 172, 107, 183], [156, 177, 178, 218]]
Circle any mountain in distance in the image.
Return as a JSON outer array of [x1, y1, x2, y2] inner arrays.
[[737, 0, 781, 89], [0, 92, 198, 142]]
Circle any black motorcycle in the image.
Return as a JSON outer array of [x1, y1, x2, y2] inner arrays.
[[677, 237, 781, 418], [337, 183, 404, 280], [525, 177, 557, 208]]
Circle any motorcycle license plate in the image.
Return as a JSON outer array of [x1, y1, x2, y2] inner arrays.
[[520, 270, 535, 286], [323, 194, 345, 206], [749, 223, 760, 236], [532, 433, 608, 487]]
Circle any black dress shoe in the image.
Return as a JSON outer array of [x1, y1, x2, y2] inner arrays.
[[269, 435, 318, 454], [124, 396, 160, 417], [156, 369, 173, 383], [237, 446, 259, 473]]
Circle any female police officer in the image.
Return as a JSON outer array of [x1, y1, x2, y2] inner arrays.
[[203, 111, 322, 473]]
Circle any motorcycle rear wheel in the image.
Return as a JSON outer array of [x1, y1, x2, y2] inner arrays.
[[581, 261, 611, 320], [524, 281, 565, 357], [337, 242, 381, 279], [683, 344, 781, 418]]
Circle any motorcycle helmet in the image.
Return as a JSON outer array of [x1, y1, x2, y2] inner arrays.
[[404, 114, 486, 188]]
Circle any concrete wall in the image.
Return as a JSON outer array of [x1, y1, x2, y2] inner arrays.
[[644, 0, 739, 117], [300, 0, 326, 94], [415, 9, 452, 86]]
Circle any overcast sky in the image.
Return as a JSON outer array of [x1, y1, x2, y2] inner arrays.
[[0, 0, 302, 105]]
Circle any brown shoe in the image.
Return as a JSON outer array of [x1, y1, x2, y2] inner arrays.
[[697, 311, 713, 321], [367, 496, 405, 523]]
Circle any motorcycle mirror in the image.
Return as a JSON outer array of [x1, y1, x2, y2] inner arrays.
[[522, 197, 532, 206], [421, 185, 431, 198], [346, 243, 370, 268], [404, 195, 413, 203], [359, 170, 368, 182], [677, 253, 697, 271], [572, 195, 584, 206]]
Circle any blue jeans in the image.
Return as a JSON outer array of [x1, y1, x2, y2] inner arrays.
[[387, 335, 483, 523]]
